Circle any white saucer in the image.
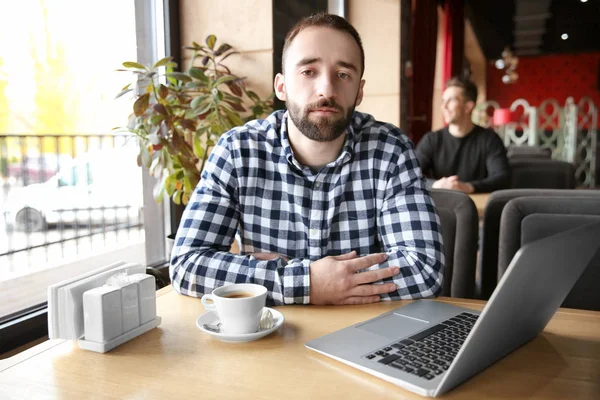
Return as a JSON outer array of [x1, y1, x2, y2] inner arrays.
[[196, 307, 284, 343]]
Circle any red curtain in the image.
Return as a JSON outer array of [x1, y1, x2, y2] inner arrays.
[[442, 0, 465, 84], [410, 0, 438, 145]]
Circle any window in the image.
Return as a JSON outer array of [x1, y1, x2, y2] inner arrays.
[[0, 0, 169, 348]]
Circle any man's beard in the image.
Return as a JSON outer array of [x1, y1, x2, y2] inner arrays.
[[443, 109, 466, 125], [286, 97, 356, 142]]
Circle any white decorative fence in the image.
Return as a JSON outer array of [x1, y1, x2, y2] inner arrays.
[[474, 97, 598, 188]]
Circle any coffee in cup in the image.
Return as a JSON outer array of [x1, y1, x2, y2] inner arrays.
[[223, 291, 255, 299], [201, 283, 267, 334]]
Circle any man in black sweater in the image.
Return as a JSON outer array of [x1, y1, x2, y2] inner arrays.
[[416, 77, 510, 193]]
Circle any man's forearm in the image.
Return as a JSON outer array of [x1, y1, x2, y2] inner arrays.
[[470, 172, 510, 193], [170, 248, 311, 305], [374, 243, 445, 300]]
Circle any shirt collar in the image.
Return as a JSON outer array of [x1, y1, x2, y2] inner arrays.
[[278, 110, 357, 171]]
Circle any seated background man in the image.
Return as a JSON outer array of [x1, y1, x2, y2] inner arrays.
[[416, 77, 510, 194], [170, 13, 444, 306]]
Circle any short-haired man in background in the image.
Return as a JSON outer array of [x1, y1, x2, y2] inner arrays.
[[171, 13, 445, 306], [416, 77, 510, 194]]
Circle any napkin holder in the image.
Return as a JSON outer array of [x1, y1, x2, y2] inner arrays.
[[78, 316, 162, 353], [47, 261, 162, 353]]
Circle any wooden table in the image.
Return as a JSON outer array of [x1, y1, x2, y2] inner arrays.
[[469, 193, 490, 218], [2, 287, 600, 399]]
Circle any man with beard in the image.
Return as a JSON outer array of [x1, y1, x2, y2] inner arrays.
[[170, 13, 444, 306], [416, 77, 510, 193]]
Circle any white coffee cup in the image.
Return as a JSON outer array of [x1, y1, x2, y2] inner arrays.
[[200, 283, 267, 334]]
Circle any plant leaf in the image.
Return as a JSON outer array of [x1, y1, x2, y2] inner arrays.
[[115, 88, 133, 99], [193, 135, 206, 159], [172, 190, 182, 205], [140, 145, 152, 168], [214, 43, 232, 57], [189, 67, 208, 82], [184, 81, 209, 89], [166, 72, 192, 82], [206, 34, 217, 50], [223, 107, 245, 127], [246, 90, 260, 103], [178, 119, 196, 131], [133, 93, 150, 117], [158, 84, 169, 99], [201, 56, 209, 66], [222, 92, 242, 103], [184, 108, 195, 120], [167, 75, 178, 86], [211, 88, 223, 103], [154, 57, 172, 68], [190, 95, 210, 110], [183, 173, 193, 193], [252, 105, 264, 116], [182, 192, 190, 205], [213, 74, 237, 88], [226, 81, 244, 97], [218, 51, 239, 64], [165, 171, 179, 194], [153, 179, 165, 203], [153, 103, 168, 115], [123, 61, 146, 70], [226, 101, 246, 112], [149, 115, 165, 125]]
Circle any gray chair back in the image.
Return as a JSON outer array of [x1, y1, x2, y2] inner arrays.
[[498, 197, 600, 311], [430, 189, 479, 298], [478, 189, 600, 299], [507, 145, 552, 160], [509, 159, 575, 189]]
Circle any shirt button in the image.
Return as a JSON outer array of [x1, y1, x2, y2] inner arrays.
[[314, 182, 321, 189]]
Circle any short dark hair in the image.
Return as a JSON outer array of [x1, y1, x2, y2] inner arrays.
[[281, 13, 365, 77], [445, 76, 478, 103]]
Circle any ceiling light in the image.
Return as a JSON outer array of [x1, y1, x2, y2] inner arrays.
[[561, 33, 569, 40], [495, 47, 519, 84], [581, 0, 588, 3]]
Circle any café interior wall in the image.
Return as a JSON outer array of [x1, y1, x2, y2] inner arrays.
[[179, 0, 274, 102], [431, 5, 446, 132], [486, 52, 600, 121], [348, 0, 400, 127], [464, 20, 486, 108], [431, 13, 487, 132], [179, 0, 401, 127]]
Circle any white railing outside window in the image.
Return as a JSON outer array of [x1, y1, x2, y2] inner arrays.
[[0, 0, 168, 320]]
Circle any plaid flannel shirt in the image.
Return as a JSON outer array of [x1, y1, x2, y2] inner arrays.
[[170, 110, 445, 305]]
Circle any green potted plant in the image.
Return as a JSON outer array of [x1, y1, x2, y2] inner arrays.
[[116, 34, 274, 206]]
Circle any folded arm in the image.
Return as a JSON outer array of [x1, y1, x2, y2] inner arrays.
[[169, 137, 311, 306], [376, 150, 446, 299], [469, 134, 510, 192]]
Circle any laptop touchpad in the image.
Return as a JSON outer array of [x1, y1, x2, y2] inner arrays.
[[355, 313, 429, 340]]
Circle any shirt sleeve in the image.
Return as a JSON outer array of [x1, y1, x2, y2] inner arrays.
[[376, 142, 446, 299], [169, 133, 311, 306], [469, 131, 510, 193], [415, 132, 434, 178]]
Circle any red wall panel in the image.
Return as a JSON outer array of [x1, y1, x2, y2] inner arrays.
[[486, 52, 600, 110]]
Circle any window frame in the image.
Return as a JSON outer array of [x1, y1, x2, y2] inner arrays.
[[0, 0, 177, 356]]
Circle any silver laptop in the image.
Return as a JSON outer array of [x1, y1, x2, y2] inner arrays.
[[306, 221, 600, 397]]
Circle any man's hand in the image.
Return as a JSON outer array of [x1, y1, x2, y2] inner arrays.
[[432, 175, 474, 194], [309, 251, 399, 305]]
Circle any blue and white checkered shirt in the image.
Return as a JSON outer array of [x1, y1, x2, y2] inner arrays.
[[170, 110, 445, 305]]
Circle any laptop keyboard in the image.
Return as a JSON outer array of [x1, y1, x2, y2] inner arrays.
[[363, 312, 479, 381]]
